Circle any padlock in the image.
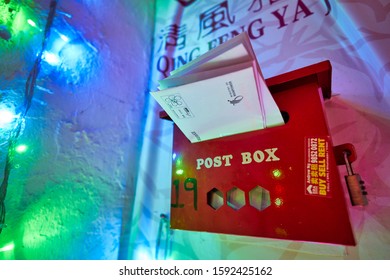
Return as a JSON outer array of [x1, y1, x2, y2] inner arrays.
[[343, 151, 368, 206]]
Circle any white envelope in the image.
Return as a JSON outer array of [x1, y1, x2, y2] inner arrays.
[[151, 32, 284, 143]]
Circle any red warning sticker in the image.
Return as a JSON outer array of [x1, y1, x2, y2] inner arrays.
[[305, 137, 331, 197]]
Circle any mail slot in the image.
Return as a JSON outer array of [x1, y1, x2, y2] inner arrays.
[[161, 61, 356, 245]]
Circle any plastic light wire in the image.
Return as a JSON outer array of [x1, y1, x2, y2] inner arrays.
[[0, 0, 58, 235], [155, 214, 171, 260]]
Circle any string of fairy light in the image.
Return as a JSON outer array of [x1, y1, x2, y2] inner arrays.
[[0, 0, 58, 234]]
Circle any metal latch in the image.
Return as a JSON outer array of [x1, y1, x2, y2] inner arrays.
[[334, 143, 368, 206]]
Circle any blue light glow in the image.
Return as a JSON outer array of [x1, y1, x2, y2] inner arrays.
[[59, 33, 69, 42], [42, 51, 60, 66], [133, 245, 153, 260], [0, 106, 19, 129], [46, 36, 68, 55], [60, 42, 87, 68], [59, 40, 97, 84], [41, 20, 98, 85]]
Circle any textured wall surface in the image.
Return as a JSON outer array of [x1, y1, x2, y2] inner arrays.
[[1, 0, 389, 260], [0, 0, 155, 259]]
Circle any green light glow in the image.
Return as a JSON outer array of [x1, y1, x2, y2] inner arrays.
[[0, 2, 18, 25], [0, 242, 14, 252], [18, 179, 103, 259], [15, 144, 28, 153], [176, 169, 184, 175], [12, 7, 28, 33], [6, 5, 39, 37], [0, 1, 42, 42], [272, 169, 282, 178], [275, 197, 284, 207], [27, 18, 36, 27]]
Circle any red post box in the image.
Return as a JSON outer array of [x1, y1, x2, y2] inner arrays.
[[162, 61, 356, 245]]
